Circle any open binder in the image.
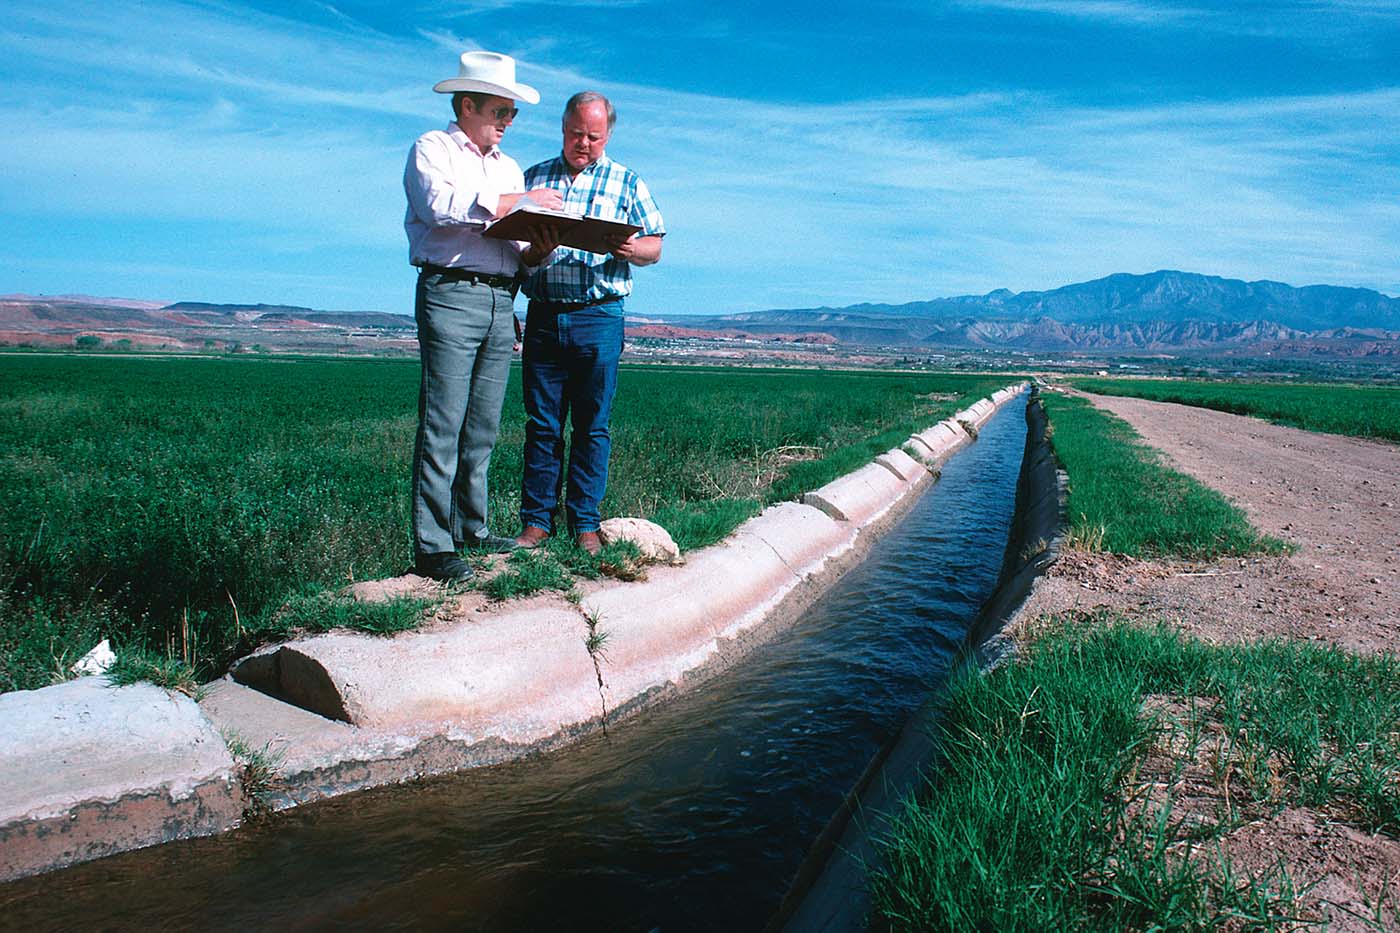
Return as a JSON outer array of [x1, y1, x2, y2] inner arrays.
[[484, 201, 642, 255]]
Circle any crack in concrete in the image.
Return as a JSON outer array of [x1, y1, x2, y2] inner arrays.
[[754, 532, 804, 578], [576, 604, 612, 736]]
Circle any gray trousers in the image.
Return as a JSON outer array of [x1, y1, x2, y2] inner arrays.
[[411, 272, 515, 557]]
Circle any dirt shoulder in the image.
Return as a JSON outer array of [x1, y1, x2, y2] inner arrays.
[[1023, 391, 1400, 653], [1016, 391, 1400, 931]]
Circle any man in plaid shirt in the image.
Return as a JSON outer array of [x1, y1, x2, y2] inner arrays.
[[514, 91, 665, 555]]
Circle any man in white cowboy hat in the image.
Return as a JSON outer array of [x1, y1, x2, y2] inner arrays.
[[403, 50, 562, 584]]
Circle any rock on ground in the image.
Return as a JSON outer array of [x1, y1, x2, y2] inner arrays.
[[599, 517, 683, 564]]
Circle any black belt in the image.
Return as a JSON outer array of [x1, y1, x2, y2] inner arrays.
[[416, 264, 519, 290], [530, 295, 622, 312]]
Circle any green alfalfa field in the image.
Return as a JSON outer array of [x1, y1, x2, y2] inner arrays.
[[0, 353, 1007, 693], [1071, 376, 1400, 443]]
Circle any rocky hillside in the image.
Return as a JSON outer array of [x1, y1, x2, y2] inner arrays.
[[665, 271, 1400, 354]]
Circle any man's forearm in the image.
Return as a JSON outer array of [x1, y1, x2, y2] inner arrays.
[[627, 235, 663, 266], [496, 192, 527, 217]]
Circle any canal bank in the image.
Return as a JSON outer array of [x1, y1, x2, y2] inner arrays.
[[0, 385, 1027, 886], [0, 383, 1035, 929]]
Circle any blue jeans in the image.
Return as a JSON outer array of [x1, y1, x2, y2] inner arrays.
[[519, 300, 624, 535], [411, 272, 515, 557]]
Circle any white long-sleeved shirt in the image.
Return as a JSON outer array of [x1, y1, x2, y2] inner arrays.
[[403, 122, 525, 276]]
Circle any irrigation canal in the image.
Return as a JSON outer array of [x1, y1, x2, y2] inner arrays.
[[0, 401, 1028, 931]]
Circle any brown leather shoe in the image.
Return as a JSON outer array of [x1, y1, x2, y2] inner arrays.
[[575, 531, 602, 556], [515, 525, 550, 549]]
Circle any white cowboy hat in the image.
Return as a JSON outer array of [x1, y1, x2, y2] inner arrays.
[[433, 51, 540, 104]]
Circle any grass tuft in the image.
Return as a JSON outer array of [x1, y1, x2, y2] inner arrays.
[[584, 608, 610, 659], [481, 547, 576, 601], [595, 540, 648, 582], [105, 647, 202, 697], [649, 498, 763, 552], [223, 731, 284, 821], [250, 589, 439, 640], [482, 538, 651, 600]]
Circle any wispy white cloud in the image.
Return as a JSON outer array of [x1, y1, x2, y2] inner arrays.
[[1284, 0, 1400, 17], [1, 0, 1396, 315], [616, 80, 1400, 307], [423, 0, 644, 13], [953, 0, 1198, 24], [0, 2, 431, 120], [954, 0, 1400, 40]]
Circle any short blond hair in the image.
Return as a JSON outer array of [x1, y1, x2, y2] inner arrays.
[[564, 91, 616, 130]]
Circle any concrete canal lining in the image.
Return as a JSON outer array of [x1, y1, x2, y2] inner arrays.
[[0, 384, 1028, 882], [771, 386, 1064, 932], [0, 679, 240, 883]]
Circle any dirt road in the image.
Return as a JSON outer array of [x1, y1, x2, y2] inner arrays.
[[1023, 391, 1400, 653]]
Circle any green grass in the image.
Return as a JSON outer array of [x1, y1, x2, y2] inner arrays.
[[0, 355, 1007, 692], [1041, 392, 1286, 559], [647, 497, 763, 552], [0, 593, 115, 691], [872, 617, 1400, 930], [222, 730, 284, 820], [481, 537, 645, 602], [1072, 377, 1400, 444], [104, 647, 202, 697], [246, 590, 441, 640], [481, 547, 578, 601], [603, 366, 1006, 548]]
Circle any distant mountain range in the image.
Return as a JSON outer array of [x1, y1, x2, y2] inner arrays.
[[3, 270, 1398, 358], [652, 271, 1400, 356]]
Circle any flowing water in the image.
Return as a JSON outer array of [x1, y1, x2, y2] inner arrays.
[[0, 403, 1027, 932]]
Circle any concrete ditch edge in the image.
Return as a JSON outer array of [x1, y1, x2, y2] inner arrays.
[[0, 679, 240, 882], [771, 383, 1065, 932], [0, 383, 1029, 883]]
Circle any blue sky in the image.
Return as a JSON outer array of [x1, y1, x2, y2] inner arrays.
[[2, 0, 1397, 316]]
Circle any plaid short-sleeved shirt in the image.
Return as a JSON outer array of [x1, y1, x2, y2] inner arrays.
[[521, 154, 665, 304]]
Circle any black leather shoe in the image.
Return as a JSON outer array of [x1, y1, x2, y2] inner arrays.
[[414, 552, 474, 584], [465, 533, 519, 554]]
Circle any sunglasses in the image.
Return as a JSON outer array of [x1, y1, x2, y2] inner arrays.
[[482, 104, 518, 122]]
